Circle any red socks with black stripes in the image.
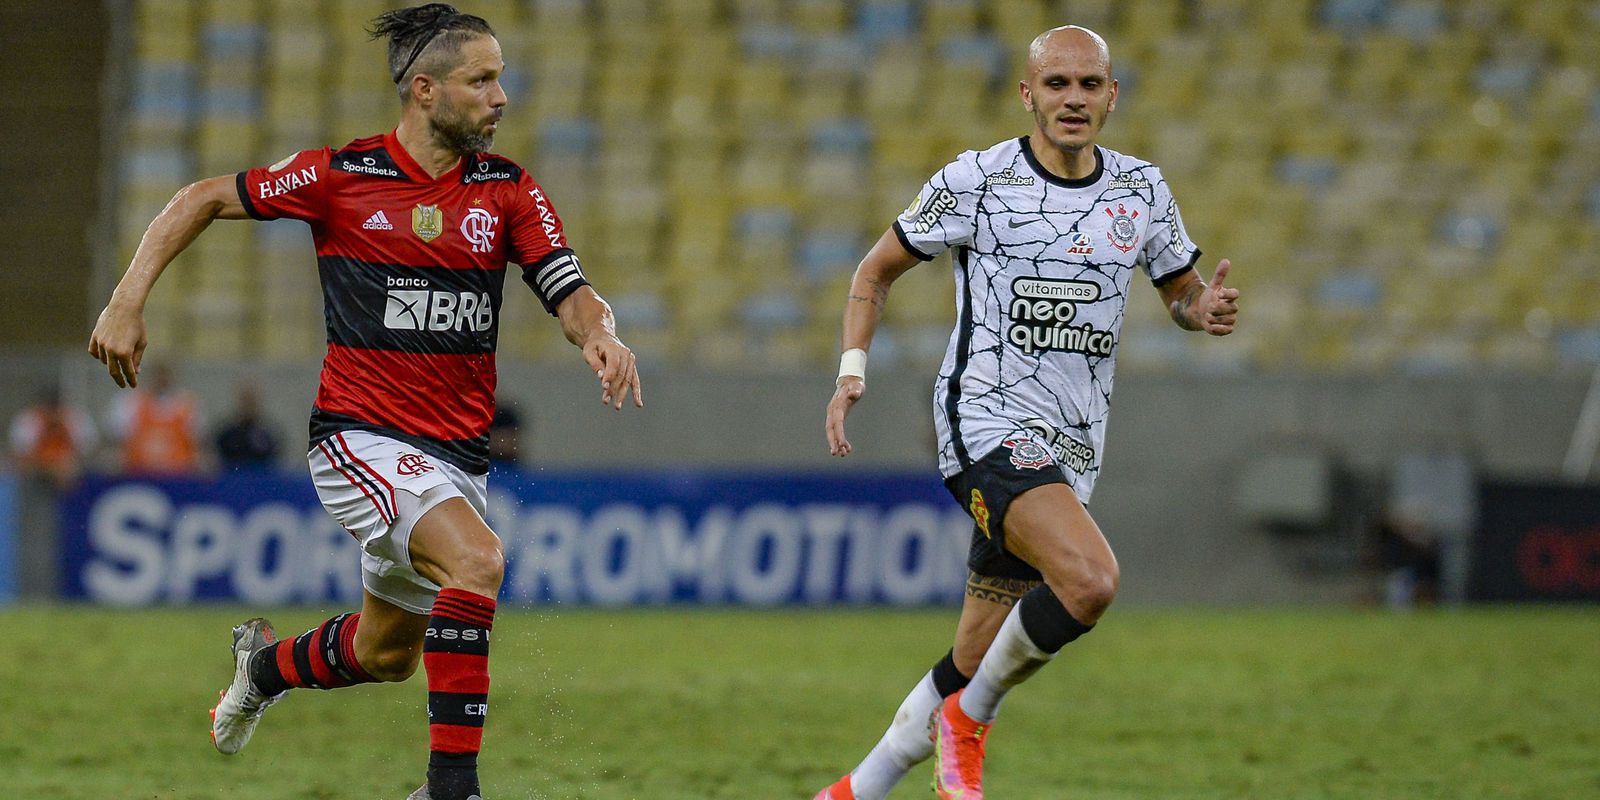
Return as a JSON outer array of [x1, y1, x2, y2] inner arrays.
[[424, 588, 496, 800], [248, 611, 375, 694], [242, 590, 495, 799]]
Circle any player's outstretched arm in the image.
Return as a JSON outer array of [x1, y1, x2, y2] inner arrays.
[[88, 175, 252, 388], [1158, 258, 1239, 336], [826, 229, 923, 457], [556, 286, 642, 411]]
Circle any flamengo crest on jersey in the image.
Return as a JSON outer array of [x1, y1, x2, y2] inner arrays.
[[236, 131, 590, 473], [895, 139, 1200, 502]]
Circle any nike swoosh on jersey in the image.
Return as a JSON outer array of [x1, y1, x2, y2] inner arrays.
[[1006, 218, 1036, 228]]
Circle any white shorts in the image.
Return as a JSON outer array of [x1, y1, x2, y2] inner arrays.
[[308, 430, 490, 615]]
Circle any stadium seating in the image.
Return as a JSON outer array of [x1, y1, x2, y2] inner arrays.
[[118, 0, 1600, 372]]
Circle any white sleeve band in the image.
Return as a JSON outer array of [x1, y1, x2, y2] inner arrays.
[[838, 348, 867, 381]]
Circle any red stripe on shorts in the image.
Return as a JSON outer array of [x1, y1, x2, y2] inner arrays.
[[318, 440, 392, 525], [335, 432, 398, 521]]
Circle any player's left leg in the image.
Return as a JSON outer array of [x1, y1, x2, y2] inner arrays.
[[932, 483, 1113, 799], [957, 482, 1115, 724], [406, 494, 504, 800], [249, 589, 424, 693], [212, 590, 423, 755]]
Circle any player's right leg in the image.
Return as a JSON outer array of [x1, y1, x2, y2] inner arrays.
[[211, 429, 464, 756], [210, 589, 424, 754]]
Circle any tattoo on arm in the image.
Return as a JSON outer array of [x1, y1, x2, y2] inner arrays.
[[1168, 281, 1204, 331], [965, 573, 1042, 606], [847, 278, 890, 311]]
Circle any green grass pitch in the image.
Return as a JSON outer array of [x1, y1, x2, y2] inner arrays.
[[0, 606, 1595, 799]]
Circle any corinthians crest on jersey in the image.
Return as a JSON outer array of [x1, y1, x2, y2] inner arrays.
[[893, 138, 1201, 502]]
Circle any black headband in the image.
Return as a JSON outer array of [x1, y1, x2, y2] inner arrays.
[[392, 13, 458, 84]]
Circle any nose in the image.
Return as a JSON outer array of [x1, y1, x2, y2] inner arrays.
[[489, 80, 508, 109]]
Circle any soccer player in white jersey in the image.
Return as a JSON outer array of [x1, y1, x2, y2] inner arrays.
[[816, 26, 1239, 800]]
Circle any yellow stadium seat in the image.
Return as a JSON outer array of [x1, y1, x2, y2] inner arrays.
[[660, 0, 719, 35], [1123, 0, 1183, 41], [925, 0, 981, 41], [790, 0, 850, 33]]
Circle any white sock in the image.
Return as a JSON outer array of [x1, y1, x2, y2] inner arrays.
[[849, 671, 941, 800], [958, 603, 1053, 724]]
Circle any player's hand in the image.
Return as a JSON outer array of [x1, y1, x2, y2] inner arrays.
[[87, 301, 148, 388], [826, 376, 864, 457], [582, 334, 642, 410], [1197, 258, 1239, 336]]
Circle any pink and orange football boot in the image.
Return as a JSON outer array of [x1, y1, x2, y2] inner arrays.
[[931, 690, 989, 799], [812, 773, 854, 800]]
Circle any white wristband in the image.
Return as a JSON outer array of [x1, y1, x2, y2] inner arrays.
[[838, 348, 867, 382]]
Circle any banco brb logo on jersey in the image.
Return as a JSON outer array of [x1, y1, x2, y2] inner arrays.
[[382, 278, 494, 333], [1007, 277, 1115, 357], [460, 207, 499, 254]]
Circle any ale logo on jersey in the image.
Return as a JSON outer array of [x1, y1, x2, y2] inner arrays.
[[1066, 231, 1095, 255], [460, 206, 499, 254], [412, 204, 444, 243]]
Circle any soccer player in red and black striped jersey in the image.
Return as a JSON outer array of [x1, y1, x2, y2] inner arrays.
[[87, 5, 641, 799]]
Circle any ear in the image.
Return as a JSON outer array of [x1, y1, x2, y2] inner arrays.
[[1019, 79, 1034, 113], [1107, 78, 1118, 113], [409, 73, 435, 106]]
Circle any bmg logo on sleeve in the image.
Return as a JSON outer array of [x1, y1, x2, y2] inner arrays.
[[383, 287, 494, 332]]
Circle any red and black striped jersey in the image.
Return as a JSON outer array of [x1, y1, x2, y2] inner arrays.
[[237, 130, 588, 474]]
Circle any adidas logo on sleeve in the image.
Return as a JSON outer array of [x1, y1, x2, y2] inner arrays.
[[361, 210, 394, 230]]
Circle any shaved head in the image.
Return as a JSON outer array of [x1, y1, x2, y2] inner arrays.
[[1019, 25, 1117, 176], [1027, 26, 1112, 79]]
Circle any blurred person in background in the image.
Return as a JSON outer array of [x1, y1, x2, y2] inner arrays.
[[86, 4, 642, 799], [1368, 507, 1441, 609], [820, 26, 1239, 800], [7, 384, 98, 599], [486, 399, 525, 467], [213, 381, 282, 470], [106, 362, 204, 476], [9, 384, 98, 488]]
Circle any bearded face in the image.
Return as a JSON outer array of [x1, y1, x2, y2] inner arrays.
[[430, 89, 498, 155]]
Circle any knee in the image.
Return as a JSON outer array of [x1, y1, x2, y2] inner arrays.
[[448, 543, 505, 595], [1049, 561, 1119, 625], [1081, 564, 1119, 621], [360, 644, 421, 682]]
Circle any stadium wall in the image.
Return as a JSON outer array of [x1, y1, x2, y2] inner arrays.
[[58, 469, 971, 607], [2, 353, 1594, 605]]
